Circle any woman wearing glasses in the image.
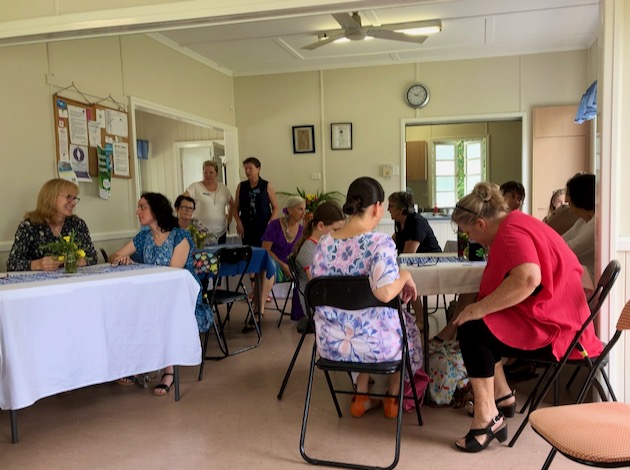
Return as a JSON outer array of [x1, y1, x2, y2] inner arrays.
[[7, 178, 97, 271], [174, 195, 216, 247]]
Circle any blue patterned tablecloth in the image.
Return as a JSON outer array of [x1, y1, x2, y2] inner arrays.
[[398, 256, 470, 267], [193, 245, 275, 280], [0, 263, 153, 285]]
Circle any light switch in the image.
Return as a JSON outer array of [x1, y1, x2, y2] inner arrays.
[[381, 165, 392, 178], [310, 172, 321, 180], [392, 164, 400, 176]]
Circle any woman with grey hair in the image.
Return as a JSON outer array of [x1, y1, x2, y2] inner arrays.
[[243, 195, 306, 332]]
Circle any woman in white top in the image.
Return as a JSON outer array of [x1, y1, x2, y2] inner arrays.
[[562, 173, 595, 280], [185, 160, 234, 244]]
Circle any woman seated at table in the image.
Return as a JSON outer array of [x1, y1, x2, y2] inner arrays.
[[110, 192, 213, 396], [174, 195, 217, 247], [387, 191, 441, 324], [562, 173, 595, 281], [293, 201, 346, 318], [243, 196, 305, 332], [449, 182, 601, 452], [7, 178, 97, 271], [311, 177, 422, 419]]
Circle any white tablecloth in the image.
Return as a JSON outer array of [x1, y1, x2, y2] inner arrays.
[[0, 265, 202, 410], [399, 256, 486, 296]]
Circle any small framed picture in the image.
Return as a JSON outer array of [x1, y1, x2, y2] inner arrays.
[[292, 125, 315, 154], [331, 122, 352, 150]]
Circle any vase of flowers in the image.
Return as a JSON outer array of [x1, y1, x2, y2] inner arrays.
[[40, 231, 86, 273], [278, 187, 344, 217]]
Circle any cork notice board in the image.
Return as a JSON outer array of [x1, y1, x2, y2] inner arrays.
[[53, 95, 131, 179]]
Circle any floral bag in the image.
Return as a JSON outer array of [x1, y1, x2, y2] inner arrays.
[[427, 338, 469, 405]]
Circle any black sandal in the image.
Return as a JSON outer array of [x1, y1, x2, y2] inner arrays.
[[495, 390, 517, 418], [153, 372, 174, 396], [456, 413, 508, 453], [467, 390, 517, 418]]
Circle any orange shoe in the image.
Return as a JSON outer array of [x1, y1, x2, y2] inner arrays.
[[383, 397, 399, 419], [350, 395, 382, 418]]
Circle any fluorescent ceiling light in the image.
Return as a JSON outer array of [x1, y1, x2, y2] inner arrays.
[[395, 20, 442, 36]]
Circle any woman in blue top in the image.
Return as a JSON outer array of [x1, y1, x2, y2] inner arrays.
[[110, 192, 212, 396]]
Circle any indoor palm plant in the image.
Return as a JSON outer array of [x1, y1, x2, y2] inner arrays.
[[278, 187, 344, 215]]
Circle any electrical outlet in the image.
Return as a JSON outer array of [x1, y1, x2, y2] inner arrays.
[[310, 172, 321, 180], [381, 165, 392, 178]]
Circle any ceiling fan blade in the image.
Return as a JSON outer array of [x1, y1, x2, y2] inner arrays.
[[368, 29, 428, 44], [332, 12, 361, 30], [301, 32, 344, 50]]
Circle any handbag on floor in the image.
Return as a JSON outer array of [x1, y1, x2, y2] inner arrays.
[[427, 338, 469, 405]]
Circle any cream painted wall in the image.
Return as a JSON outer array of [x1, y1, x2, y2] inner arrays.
[[0, 34, 235, 269], [135, 110, 223, 200], [234, 51, 585, 202]]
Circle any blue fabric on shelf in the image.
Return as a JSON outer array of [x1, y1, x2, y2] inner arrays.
[[575, 80, 597, 124]]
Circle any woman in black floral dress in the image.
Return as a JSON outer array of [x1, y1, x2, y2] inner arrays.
[[7, 178, 97, 271]]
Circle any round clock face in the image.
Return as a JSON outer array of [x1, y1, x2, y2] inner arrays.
[[406, 84, 430, 108]]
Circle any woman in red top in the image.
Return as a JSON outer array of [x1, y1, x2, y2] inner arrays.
[[450, 182, 601, 453]]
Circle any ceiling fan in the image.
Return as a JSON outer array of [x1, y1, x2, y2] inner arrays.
[[301, 12, 440, 50]]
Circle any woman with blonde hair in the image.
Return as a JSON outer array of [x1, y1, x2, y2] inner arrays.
[[184, 160, 234, 244], [449, 182, 601, 452], [7, 178, 97, 271]]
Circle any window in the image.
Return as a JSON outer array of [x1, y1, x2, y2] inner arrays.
[[432, 138, 487, 207]]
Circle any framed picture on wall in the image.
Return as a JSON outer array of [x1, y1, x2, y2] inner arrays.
[[331, 122, 352, 150], [292, 125, 315, 153]]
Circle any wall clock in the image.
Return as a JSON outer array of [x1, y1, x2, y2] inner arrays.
[[405, 83, 430, 108]]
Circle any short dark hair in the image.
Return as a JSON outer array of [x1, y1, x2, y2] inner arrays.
[[242, 157, 261, 168], [566, 173, 595, 211], [174, 195, 196, 210], [343, 177, 384, 216], [499, 181, 525, 200], [141, 192, 178, 231], [388, 191, 415, 215]]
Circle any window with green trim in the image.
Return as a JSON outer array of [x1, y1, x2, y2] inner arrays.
[[432, 138, 487, 207]]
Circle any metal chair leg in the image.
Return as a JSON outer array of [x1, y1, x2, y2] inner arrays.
[[277, 330, 310, 400]]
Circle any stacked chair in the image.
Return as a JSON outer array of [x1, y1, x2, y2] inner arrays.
[[300, 276, 422, 470], [529, 298, 630, 469], [508, 260, 621, 447]]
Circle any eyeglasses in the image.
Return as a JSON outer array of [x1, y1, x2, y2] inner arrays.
[[59, 193, 80, 203], [179, 206, 195, 211]]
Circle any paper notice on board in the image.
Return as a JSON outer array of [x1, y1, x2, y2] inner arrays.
[[105, 109, 128, 137], [58, 161, 78, 184], [96, 108, 106, 128], [88, 121, 101, 147], [68, 105, 89, 146], [112, 141, 129, 176], [70, 144, 92, 182], [97, 145, 112, 200], [58, 127, 69, 160]]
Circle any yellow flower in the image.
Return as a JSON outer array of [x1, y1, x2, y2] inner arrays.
[[63, 236, 71, 242], [77, 249, 86, 258], [58, 255, 65, 261]]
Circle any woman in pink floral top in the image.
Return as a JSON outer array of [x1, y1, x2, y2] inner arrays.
[[311, 177, 422, 419]]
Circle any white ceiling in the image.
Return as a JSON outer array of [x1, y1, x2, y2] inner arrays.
[[152, 0, 600, 77]]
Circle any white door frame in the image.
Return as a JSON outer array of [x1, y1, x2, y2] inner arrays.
[[128, 96, 239, 208]]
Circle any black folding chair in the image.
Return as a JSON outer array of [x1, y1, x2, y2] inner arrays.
[[529, 298, 630, 470], [300, 276, 422, 470], [508, 259, 621, 447], [272, 276, 295, 327], [198, 246, 261, 381], [277, 254, 310, 399]]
